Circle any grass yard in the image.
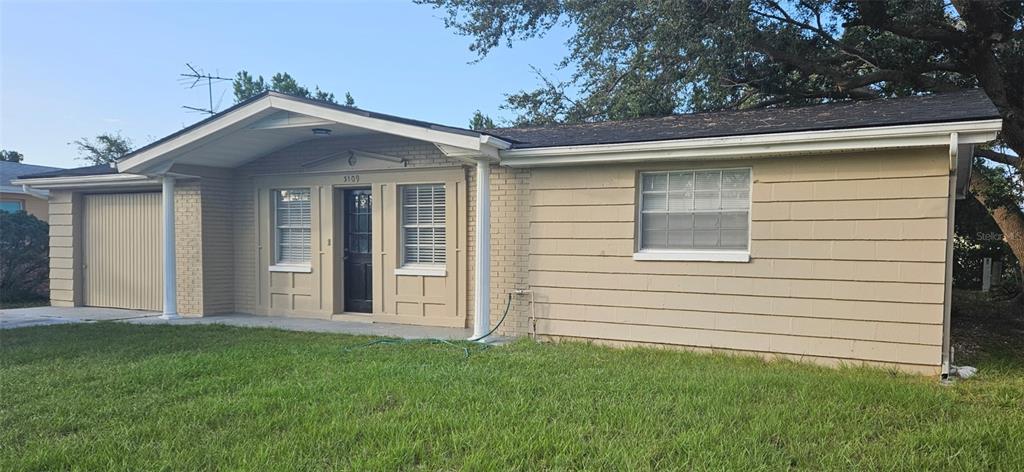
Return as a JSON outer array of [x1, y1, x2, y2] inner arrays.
[[2, 322, 1024, 470]]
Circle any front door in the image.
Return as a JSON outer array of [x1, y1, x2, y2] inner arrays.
[[343, 189, 373, 313]]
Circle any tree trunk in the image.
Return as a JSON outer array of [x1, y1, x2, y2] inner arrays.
[[969, 167, 1024, 305]]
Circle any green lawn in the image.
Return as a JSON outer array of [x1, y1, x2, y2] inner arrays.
[[2, 323, 1023, 470]]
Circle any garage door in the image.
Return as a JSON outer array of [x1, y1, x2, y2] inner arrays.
[[82, 192, 163, 310]]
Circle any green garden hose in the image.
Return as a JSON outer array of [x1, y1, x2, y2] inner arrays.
[[342, 292, 514, 358]]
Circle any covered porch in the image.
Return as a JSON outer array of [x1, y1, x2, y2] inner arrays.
[[17, 92, 512, 338]]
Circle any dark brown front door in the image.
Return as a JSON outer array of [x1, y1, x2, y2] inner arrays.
[[343, 189, 372, 313]]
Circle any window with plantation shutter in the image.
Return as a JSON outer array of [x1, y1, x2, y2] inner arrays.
[[637, 168, 751, 261], [274, 189, 311, 265], [401, 184, 446, 266]]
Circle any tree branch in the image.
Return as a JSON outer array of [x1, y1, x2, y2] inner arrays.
[[976, 148, 1022, 167]]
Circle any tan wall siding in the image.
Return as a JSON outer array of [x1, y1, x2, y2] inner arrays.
[[48, 191, 76, 306], [526, 148, 950, 373]]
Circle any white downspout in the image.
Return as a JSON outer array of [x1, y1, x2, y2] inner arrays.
[[160, 175, 179, 320], [940, 132, 958, 379], [471, 159, 491, 340]]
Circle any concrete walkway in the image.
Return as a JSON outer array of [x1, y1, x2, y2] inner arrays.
[[0, 306, 473, 340]]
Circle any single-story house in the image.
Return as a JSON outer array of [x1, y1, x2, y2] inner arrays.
[[1, 161, 62, 221], [16, 89, 1002, 376]]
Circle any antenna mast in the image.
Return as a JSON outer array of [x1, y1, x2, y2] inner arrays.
[[179, 63, 231, 115]]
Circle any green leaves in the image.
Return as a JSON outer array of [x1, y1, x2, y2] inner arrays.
[[0, 211, 48, 301], [72, 132, 132, 165], [0, 150, 24, 163], [232, 70, 353, 106]]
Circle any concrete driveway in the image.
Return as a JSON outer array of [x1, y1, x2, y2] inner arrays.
[[0, 306, 158, 329], [0, 306, 474, 340]]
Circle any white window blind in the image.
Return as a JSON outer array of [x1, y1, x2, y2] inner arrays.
[[275, 189, 311, 264], [639, 169, 750, 251], [402, 184, 446, 265]]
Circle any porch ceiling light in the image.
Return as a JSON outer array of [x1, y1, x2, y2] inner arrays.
[[312, 128, 332, 136]]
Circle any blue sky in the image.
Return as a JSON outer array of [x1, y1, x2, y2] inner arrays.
[[1, 0, 572, 168]]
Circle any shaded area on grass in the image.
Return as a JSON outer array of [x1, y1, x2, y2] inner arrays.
[[2, 322, 1023, 470], [952, 289, 1024, 373]]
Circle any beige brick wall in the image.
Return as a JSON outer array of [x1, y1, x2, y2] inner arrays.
[[174, 181, 204, 315], [467, 164, 533, 336], [526, 148, 951, 374]]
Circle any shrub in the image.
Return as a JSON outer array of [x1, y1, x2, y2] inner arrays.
[[0, 211, 48, 302]]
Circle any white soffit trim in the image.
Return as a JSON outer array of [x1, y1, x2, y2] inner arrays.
[[116, 93, 513, 173], [12, 173, 158, 189], [269, 97, 511, 152], [117, 98, 276, 173], [499, 119, 1003, 167]]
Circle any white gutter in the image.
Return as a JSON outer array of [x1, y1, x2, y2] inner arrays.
[[13, 173, 157, 189], [20, 185, 49, 199], [941, 132, 958, 379], [499, 119, 1003, 167]]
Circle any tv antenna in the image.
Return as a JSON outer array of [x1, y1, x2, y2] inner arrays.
[[179, 63, 231, 115]]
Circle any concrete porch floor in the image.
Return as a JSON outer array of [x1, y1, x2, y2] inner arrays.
[[0, 306, 473, 340]]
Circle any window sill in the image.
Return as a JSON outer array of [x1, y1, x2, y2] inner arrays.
[[269, 264, 313, 273], [633, 250, 750, 262], [394, 265, 447, 277]]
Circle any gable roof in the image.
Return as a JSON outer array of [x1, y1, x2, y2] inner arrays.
[[115, 91, 509, 173], [485, 89, 1000, 149]]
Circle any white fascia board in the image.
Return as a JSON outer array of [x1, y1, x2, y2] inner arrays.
[[13, 173, 158, 190], [499, 119, 1003, 167], [434, 143, 500, 164], [270, 97, 488, 152], [117, 97, 276, 173]]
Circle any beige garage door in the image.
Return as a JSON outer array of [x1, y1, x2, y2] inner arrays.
[[82, 192, 163, 310]]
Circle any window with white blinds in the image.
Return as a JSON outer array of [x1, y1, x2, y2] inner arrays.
[[401, 184, 446, 265], [639, 168, 751, 251], [274, 189, 311, 265]]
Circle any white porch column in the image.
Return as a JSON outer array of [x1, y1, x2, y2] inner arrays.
[[160, 176, 179, 320], [471, 159, 491, 340]]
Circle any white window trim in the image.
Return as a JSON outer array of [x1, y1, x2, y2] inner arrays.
[[633, 249, 750, 262], [399, 183, 447, 271], [635, 167, 752, 262], [394, 264, 447, 277], [273, 188, 312, 267], [269, 263, 313, 273]]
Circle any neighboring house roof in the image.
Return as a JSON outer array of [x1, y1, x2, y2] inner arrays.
[[19, 163, 117, 180], [0, 161, 62, 195], [485, 89, 1000, 149]]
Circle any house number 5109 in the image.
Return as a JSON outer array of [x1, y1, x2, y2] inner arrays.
[[343, 175, 360, 183]]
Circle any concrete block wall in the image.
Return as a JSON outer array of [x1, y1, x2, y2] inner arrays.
[[199, 176, 235, 314], [47, 190, 77, 307]]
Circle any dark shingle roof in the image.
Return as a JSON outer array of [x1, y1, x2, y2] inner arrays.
[[0, 161, 62, 184], [485, 89, 1000, 149], [18, 163, 117, 179]]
